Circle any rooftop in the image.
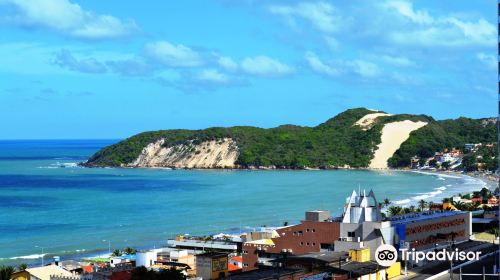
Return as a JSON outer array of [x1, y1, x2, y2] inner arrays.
[[25, 265, 73, 280], [223, 267, 303, 280], [326, 261, 381, 276], [388, 210, 466, 225], [196, 252, 228, 258], [270, 251, 349, 265]]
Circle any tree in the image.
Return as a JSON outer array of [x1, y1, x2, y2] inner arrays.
[[383, 198, 391, 207], [0, 266, 14, 280], [387, 206, 403, 216], [17, 263, 28, 271], [283, 221, 288, 226], [418, 200, 427, 211], [112, 249, 122, 257], [124, 247, 137, 255]]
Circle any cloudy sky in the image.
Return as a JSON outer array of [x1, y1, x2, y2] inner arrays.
[[0, 0, 496, 139]]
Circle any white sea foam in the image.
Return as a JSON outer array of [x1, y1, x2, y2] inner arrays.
[[10, 253, 46, 260], [412, 186, 446, 200], [393, 199, 411, 205], [411, 171, 461, 179]]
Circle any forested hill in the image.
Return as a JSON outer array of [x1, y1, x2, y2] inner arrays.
[[83, 108, 497, 169]]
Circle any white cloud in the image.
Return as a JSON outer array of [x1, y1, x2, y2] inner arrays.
[[346, 60, 381, 78], [145, 41, 203, 67], [379, 55, 415, 67], [196, 69, 230, 84], [384, 1, 433, 24], [445, 18, 496, 46], [217, 56, 238, 71], [382, 0, 495, 47], [53, 49, 107, 73], [304, 51, 339, 77], [0, 0, 139, 39], [324, 36, 339, 51], [240, 55, 294, 77], [476, 53, 496, 70], [305, 51, 381, 78], [268, 2, 343, 33]]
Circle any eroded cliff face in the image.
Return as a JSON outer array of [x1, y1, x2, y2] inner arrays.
[[127, 138, 239, 168]]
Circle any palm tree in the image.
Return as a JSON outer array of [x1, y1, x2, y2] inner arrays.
[[17, 263, 28, 271], [124, 247, 137, 255], [387, 206, 403, 216], [383, 198, 391, 207], [112, 249, 122, 257], [0, 266, 14, 280], [418, 200, 427, 211]]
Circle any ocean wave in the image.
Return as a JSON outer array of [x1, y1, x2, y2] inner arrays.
[[37, 162, 80, 169], [411, 171, 461, 179], [393, 199, 411, 205], [413, 186, 446, 200], [10, 253, 46, 260]]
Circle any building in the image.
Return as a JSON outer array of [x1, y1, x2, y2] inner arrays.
[[168, 235, 240, 253], [334, 190, 393, 260], [389, 210, 472, 264], [136, 250, 157, 268], [196, 252, 229, 280], [11, 265, 73, 280], [242, 210, 340, 271]]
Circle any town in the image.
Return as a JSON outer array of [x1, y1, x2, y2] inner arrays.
[[2, 184, 499, 280]]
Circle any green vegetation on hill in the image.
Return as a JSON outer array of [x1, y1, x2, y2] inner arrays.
[[85, 108, 497, 169], [388, 118, 497, 167]]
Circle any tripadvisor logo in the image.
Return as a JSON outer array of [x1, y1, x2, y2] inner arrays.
[[374, 244, 483, 266], [375, 244, 398, 266], [400, 248, 481, 264]]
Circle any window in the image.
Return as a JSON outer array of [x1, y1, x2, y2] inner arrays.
[[300, 242, 304, 246], [313, 242, 316, 246], [347, 231, 355, 238], [243, 264, 248, 267], [312, 229, 316, 233], [306, 228, 309, 232], [298, 230, 303, 236], [306, 242, 310, 246]]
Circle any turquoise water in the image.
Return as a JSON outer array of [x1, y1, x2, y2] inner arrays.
[[0, 140, 485, 265]]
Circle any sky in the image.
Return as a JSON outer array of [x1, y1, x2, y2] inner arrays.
[[0, 0, 496, 139]]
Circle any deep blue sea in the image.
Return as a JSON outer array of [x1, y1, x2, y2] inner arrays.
[[0, 140, 486, 266]]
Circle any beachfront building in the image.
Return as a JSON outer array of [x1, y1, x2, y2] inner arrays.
[[10, 265, 74, 280], [167, 235, 241, 254], [241, 210, 340, 271], [196, 252, 229, 280]]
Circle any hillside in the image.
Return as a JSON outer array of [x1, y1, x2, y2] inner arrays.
[[83, 108, 496, 169]]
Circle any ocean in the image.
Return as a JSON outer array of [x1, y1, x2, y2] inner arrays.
[[0, 140, 486, 266]]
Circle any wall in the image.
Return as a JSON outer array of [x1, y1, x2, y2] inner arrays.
[[242, 220, 340, 271]]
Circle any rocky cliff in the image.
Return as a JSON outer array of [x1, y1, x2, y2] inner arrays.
[[128, 138, 239, 168]]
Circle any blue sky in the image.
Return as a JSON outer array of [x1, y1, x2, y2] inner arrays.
[[0, 0, 496, 139]]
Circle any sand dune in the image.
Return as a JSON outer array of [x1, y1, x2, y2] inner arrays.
[[355, 112, 391, 130], [369, 120, 428, 169]]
